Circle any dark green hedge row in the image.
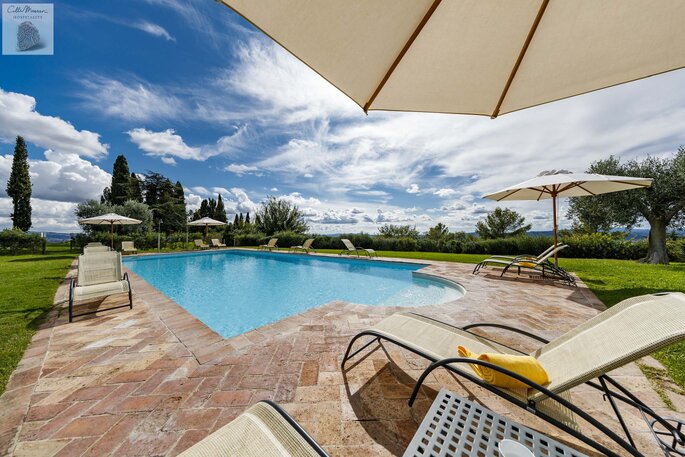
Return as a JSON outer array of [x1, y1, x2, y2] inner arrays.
[[0, 229, 46, 254], [235, 231, 685, 261], [70, 230, 685, 262]]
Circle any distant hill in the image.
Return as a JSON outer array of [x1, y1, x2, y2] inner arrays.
[[30, 232, 74, 243]]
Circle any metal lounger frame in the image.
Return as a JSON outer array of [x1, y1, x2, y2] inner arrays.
[[341, 314, 684, 457], [68, 272, 133, 323]]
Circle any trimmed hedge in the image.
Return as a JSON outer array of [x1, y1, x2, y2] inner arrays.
[[0, 229, 46, 255], [70, 229, 685, 262]]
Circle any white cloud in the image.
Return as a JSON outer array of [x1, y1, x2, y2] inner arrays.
[[127, 128, 201, 160], [434, 188, 457, 197], [128, 126, 249, 163], [80, 76, 182, 122], [0, 88, 108, 159], [133, 21, 175, 41], [225, 163, 259, 176], [0, 149, 110, 203], [230, 187, 258, 214], [406, 184, 420, 194]]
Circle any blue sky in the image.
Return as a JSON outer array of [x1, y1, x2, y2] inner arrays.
[[1, 0, 684, 233]]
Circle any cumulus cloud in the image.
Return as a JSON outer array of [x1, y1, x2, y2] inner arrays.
[[0, 88, 108, 159], [128, 126, 249, 163], [127, 128, 201, 160], [406, 184, 420, 194], [0, 150, 110, 203]]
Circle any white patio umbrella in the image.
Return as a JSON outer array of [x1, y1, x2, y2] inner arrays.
[[217, 1, 685, 117], [79, 213, 142, 249], [188, 217, 226, 241], [483, 170, 652, 264]]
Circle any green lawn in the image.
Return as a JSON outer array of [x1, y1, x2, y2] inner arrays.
[[1, 245, 683, 397], [0, 245, 76, 394]]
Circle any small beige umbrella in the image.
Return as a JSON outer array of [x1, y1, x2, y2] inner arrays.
[[188, 217, 226, 241], [79, 213, 142, 249], [483, 170, 652, 264], [217, 1, 685, 117]]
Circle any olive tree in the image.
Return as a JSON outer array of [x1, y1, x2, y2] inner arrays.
[[256, 196, 308, 235], [568, 149, 685, 264], [475, 207, 531, 239]]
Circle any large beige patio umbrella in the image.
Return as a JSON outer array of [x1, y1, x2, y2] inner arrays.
[[217, 1, 685, 117], [188, 217, 226, 241], [79, 213, 142, 249], [483, 171, 652, 264]]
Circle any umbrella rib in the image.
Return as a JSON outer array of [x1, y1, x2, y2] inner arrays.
[[362, 0, 443, 113], [576, 183, 596, 196], [496, 188, 520, 201], [491, 0, 550, 118], [614, 180, 652, 188]]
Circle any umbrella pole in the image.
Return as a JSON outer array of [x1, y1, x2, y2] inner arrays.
[[552, 194, 558, 266], [110, 222, 114, 250]]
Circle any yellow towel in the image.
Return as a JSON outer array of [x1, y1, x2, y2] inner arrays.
[[458, 346, 549, 389]]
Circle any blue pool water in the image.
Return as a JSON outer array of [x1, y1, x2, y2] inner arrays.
[[124, 250, 464, 338]]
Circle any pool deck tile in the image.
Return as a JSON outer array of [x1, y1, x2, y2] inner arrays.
[[0, 250, 682, 456]]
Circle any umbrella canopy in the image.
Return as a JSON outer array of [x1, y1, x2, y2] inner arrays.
[[188, 217, 226, 239], [217, 1, 685, 117], [79, 213, 142, 249], [483, 171, 652, 263]]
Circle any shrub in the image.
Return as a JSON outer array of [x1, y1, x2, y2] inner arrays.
[[270, 231, 307, 248], [0, 229, 45, 254], [234, 232, 267, 247]]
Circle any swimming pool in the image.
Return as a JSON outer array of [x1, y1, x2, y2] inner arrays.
[[124, 250, 464, 339]]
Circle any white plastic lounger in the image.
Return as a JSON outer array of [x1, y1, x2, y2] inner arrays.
[[194, 239, 210, 250], [121, 241, 137, 254], [69, 251, 132, 322], [83, 245, 111, 254]]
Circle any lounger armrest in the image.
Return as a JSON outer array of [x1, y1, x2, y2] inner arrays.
[[461, 323, 550, 344], [260, 400, 330, 457]]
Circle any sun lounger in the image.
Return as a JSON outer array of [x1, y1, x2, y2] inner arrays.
[[83, 245, 111, 254], [485, 244, 565, 262], [339, 238, 376, 257], [121, 241, 137, 254], [86, 242, 104, 247], [289, 238, 316, 253], [341, 292, 685, 457], [259, 238, 278, 251], [194, 239, 210, 250], [473, 245, 575, 285], [69, 251, 132, 323], [178, 400, 328, 457], [211, 238, 227, 248]]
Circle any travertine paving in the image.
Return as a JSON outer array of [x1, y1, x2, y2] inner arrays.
[[1, 250, 682, 456]]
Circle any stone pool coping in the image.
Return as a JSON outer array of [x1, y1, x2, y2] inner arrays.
[[0, 249, 680, 456]]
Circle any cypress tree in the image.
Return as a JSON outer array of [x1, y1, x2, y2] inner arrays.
[[245, 212, 250, 225], [109, 155, 131, 204], [6, 136, 32, 231], [128, 173, 143, 202], [233, 214, 239, 226], [238, 213, 244, 226], [215, 195, 227, 222]]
